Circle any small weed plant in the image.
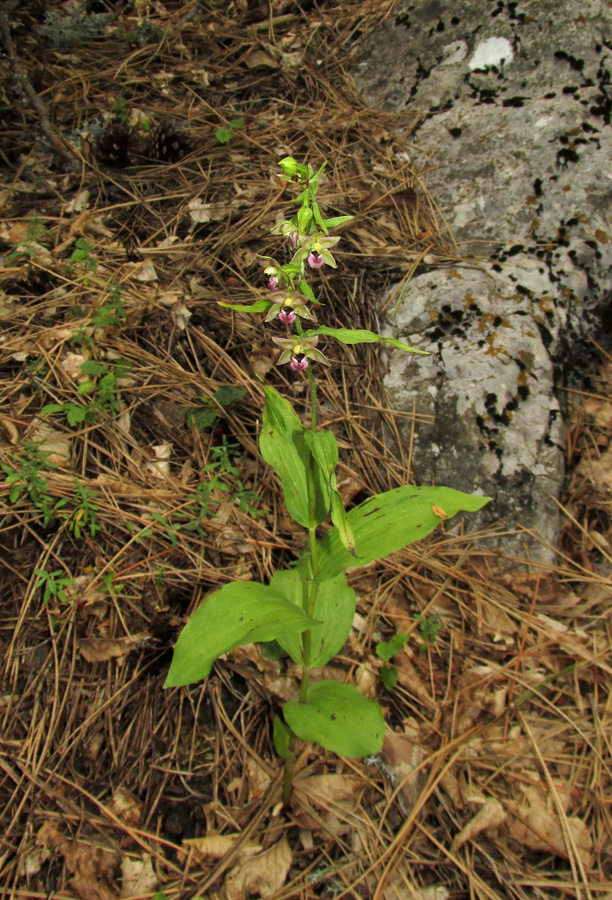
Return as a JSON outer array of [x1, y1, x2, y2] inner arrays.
[[164, 159, 490, 803]]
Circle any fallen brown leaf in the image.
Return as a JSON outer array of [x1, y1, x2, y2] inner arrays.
[[451, 798, 506, 853], [224, 836, 292, 900], [179, 833, 261, 866], [78, 633, 150, 663], [505, 784, 593, 869], [37, 821, 118, 900], [292, 774, 363, 838], [108, 788, 142, 827], [120, 855, 156, 898]]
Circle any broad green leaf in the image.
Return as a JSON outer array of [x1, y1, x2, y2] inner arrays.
[[229, 118, 245, 129], [305, 430, 355, 557], [304, 326, 428, 354], [259, 385, 329, 528], [311, 486, 491, 582], [213, 385, 246, 408], [77, 381, 96, 395], [164, 582, 318, 687], [273, 715, 294, 759], [218, 299, 272, 313], [283, 681, 384, 757], [270, 568, 355, 667]]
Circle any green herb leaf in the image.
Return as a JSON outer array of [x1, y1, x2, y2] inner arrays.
[[311, 486, 491, 582], [271, 568, 355, 667], [79, 360, 109, 376], [186, 406, 218, 431], [376, 633, 408, 662], [215, 127, 233, 144], [213, 385, 247, 408], [164, 582, 318, 687], [66, 406, 87, 426], [228, 118, 245, 130], [305, 326, 428, 354], [283, 681, 384, 757], [380, 665, 399, 691]]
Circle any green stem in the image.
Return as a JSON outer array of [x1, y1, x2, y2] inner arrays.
[[282, 363, 320, 807]]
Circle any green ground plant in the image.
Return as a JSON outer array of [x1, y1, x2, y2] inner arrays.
[[376, 632, 409, 691], [415, 612, 442, 651], [163, 158, 490, 804]]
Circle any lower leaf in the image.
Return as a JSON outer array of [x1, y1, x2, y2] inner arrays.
[[283, 681, 384, 758]]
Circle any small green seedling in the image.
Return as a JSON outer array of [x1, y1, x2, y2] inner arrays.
[[66, 237, 97, 283], [55, 479, 101, 539], [41, 357, 132, 427], [91, 280, 127, 328], [375, 633, 409, 691], [2, 441, 58, 524], [6, 217, 51, 262], [415, 613, 442, 652], [215, 117, 245, 145], [34, 568, 75, 606]]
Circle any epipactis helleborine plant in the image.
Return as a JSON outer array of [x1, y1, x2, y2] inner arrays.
[[164, 158, 490, 805]]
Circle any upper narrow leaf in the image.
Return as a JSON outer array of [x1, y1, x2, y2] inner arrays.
[[218, 299, 272, 313], [164, 582, 318, 687], [259, 385, 329, 528], [304, 326, 428, 354]]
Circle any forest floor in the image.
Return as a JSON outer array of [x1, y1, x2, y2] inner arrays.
[[1, 1, 611, 899]]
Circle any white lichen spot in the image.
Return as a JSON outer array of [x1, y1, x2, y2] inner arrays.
[[469, 37, 514, 71]]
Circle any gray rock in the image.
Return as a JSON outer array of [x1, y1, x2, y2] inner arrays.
[[353, 0, 612, 557]]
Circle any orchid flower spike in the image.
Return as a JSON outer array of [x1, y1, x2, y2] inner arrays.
[[264, 290, 314, 325], [272, 335, 330, 371]]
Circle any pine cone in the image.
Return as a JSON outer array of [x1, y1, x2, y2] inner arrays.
[[95, 123, 141, 168], [146, 122, 191, 164]]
